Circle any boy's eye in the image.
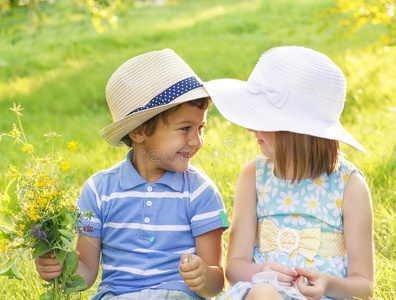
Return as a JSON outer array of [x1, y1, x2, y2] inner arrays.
[[180, 127, 190, 131], [198, 125, 205, 130]]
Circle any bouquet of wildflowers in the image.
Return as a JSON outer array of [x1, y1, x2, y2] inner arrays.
[[0, 104, 93, 299]]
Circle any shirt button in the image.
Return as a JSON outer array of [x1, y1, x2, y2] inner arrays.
[[146, 201, 152, 207], [144, 217, 150, 223], [147, 186, 153, 192]]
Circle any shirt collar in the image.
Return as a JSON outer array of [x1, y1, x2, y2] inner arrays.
[[120, 150, 184, 192]]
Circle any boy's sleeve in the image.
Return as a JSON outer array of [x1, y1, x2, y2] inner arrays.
[[76, 176, 103, 238], [189, 172, 229, 237]]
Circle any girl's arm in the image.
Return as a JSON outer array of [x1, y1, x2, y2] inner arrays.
[[225, 160, 262, 284], [76, 234, 101, 289], [179, 227, 224, 298], [327, 171, 374, 298], [295, 171, 374, 299], [226, 160, 297, 286]]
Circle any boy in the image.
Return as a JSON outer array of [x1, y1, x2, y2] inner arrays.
[[35, 49, 228, 300]]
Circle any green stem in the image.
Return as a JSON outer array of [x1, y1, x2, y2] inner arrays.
[[54, 277, 60, 300]]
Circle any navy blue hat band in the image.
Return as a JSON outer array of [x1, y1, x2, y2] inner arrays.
[[126, 76, 202, 117]]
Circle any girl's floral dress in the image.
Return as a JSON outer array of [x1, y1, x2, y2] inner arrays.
[[218, 156, 364, 300]]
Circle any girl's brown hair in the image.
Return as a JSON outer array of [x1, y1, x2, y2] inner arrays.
[[274, 131, 340, 182]]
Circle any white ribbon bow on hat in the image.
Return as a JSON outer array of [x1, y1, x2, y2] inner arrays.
[[246, 81, 289, 108]]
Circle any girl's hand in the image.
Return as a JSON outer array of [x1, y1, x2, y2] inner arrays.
[[293, 267, 328, 300], [261, 260, 298, 286], [179, 254, 208, 293], [34, 252, 63, 281]]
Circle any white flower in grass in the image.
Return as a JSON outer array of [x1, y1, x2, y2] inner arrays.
[[303, 194, 321, 215], [276, 191, 300, 213]]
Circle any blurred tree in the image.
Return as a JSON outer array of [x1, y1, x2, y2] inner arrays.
[[0, 0, 127, 33], [333, 0, 395, 45]]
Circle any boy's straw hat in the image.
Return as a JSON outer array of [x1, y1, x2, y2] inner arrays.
[[100, 49, 209, 147], [204, 46, 366, 153]]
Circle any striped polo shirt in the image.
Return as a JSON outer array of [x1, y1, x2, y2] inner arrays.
[[77, 150, 228, 299]]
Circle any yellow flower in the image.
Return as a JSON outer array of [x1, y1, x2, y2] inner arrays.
[[38, 197, 47, 207], [16, 231, 23, 236], [61, 161, 71, 172], [0, 246, 7, 252], [19, 224, 26, 229], [68, 141, 78, 151], [27, 144, 34, 155], [30, 214, 40, 221], [20, 143, 34, 155]]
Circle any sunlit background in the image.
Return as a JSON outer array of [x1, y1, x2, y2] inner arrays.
[[0, 0, 395, 298]]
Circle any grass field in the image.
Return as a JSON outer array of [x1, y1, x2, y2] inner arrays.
[[0, 0, 395, 298]]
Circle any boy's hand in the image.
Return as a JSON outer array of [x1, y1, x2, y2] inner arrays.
[[34, 252, 63, 281], [293, 267, 328, 300], [179, 254, 208, 293], [261, 260, 298, 286]]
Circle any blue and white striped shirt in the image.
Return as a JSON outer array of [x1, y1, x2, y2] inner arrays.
[[77, 150, 228, 299]]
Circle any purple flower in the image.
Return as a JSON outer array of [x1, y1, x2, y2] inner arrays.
[[31, 225, 47, 240], [77, 225, 95, 236]]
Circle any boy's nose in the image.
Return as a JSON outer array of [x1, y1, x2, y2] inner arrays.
[[188, 131, 204, 148]]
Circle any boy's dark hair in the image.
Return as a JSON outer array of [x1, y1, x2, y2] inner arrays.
[[121, 97, 210, 147]]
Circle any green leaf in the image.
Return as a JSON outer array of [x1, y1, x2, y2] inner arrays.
[[58, 229, 76, 238], [60, 251, 79, 283], [32, 239, 51, 260], [0, 262, 23, 280], [55, 249, 66, 266], [2, 179, 20, 214], [60, 236, 74, 251], [64, 275, 87, 295], [64, 212, 75, 225], [0, 225, 13, 234]]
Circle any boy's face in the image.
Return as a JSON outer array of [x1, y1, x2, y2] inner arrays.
[[133, 102, 207, 180]]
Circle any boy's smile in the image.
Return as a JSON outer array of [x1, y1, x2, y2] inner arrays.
[[132, 103, 207, 182]]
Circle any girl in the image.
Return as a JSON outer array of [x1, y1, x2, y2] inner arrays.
[[204, 46, 374, 299]]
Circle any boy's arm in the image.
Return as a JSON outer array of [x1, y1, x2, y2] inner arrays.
[[76, 234, 101, 289], [179, 227, 224, 298], [34, 234, 101, 290]]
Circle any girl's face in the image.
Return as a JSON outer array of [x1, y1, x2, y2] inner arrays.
[[249, 130, 275, 158]]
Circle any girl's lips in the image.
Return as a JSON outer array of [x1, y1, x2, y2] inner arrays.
[[257, 139, 264, 145]]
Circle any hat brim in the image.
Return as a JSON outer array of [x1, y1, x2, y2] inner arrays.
[[100, 86, 209, 147], [203, 79, 366, 153]]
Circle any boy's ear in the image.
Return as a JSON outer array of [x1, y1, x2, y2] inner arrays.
[[129, 127, 146, 143]]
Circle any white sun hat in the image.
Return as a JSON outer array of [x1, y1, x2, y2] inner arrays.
[[203, 46, 366, 153], [100, 49, 209, 147]]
